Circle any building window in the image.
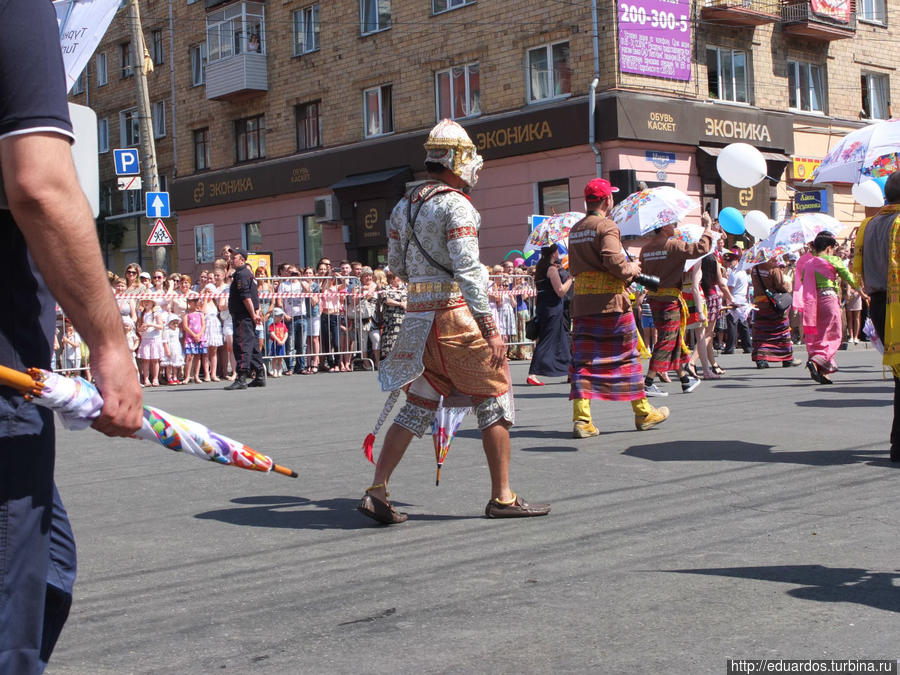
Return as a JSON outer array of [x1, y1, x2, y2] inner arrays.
[[243, 222, 262, 251], [120, 108, 140, 146], [364, 85, 393, 138], [122, 190, 142, 214], [120, 42, 134, 78], [190, 43, 207, 86], [538, 180, 570, 216], [296, 101, 322, 151], [194, 224, 215, 263], [194, 128, 210, 171], [859, 0, 886, 23], [71, 69, 85, 95], [861, 72, 890, 120], [707, 47, 749, 103], [788, 61, 825, 113], [206, 2, 265, 61], [235, 115, 266, 162], [293, 4, 319, 55], [98, 118, 109, 153], [433, 0, 474, 14], [100, 184, 113, 217], [150, 29, 164, 65], [436, 63, 480, 120], [299, 214, 322, 268], [96, 52, 108, 86], [360, 0, 390, 35], [152, 101, 166, 138], [526, 41, 571, 103]]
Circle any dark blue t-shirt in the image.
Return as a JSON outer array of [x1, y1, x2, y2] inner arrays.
[[0, 0, 74, 374]]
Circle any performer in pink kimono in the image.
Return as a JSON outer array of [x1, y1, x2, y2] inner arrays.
[[800, 232, 865, 384]]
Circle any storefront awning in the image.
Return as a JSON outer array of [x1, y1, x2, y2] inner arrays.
[[698, 146, 791, 162], [330, 167, 411, 190]]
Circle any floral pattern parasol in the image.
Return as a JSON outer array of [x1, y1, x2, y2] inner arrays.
[[610, 186, 699, 237], [813, 118, 900, 183]]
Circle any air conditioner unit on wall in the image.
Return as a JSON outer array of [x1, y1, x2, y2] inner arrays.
[[314, 194, 340, 222]]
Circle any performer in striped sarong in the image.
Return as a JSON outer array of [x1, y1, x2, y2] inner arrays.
[[750, 261, 797, 368], [640, 215, 715, 396], [567, 179, 669, 438]]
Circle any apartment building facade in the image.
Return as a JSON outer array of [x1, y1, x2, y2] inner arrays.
[[73, 0, 897, 275]]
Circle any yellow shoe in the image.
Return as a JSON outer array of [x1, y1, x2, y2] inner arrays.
[[635, 406, 670, 431], [573, 420, 599, 438]]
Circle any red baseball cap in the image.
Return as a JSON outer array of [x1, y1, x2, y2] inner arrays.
[[584, 178, 619, 201]]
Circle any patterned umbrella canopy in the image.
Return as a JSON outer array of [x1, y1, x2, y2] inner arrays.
[[0, 365, 297, 478], [812, 118, 900, 184], [524, 211, 585, 252], [610, 186, 699, 237], [762, 212, 841, 250]]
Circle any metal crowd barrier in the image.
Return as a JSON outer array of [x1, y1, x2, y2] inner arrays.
[[52, 272, 537, 377]]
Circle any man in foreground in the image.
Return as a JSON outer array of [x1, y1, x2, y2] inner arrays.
[[1, 2, 143, 670], [359, 120, 550, 524], [853, 171, 900, 461], [567, 178, 670, 438]]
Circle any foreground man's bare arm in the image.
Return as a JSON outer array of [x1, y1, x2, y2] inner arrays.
[[0, 132, 143, 436]]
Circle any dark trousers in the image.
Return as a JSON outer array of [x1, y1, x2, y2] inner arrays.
[[321, 314, 340, 368], [1, 405, 76, 674], [868, 291, 899, 449], [291, 318, 306, 372], [232, 316, 263, 377], [725, 312, 752, 353]]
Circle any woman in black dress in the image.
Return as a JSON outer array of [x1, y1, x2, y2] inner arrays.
[[527, 244, 573, 385]]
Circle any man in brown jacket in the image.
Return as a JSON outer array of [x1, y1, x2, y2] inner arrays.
[[567, 178, 670, 437], [639, 214, 715, 395]]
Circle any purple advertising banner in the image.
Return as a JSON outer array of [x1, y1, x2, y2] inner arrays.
[[618, 0, 692, 81]]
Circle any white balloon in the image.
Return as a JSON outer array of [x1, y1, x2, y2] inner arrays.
[[852, 180, 885, 207], [744, 210, 771, 239], [716, 143, 768, 189]]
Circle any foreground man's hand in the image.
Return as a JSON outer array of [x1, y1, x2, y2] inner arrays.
[[90, 344, 144, 436]]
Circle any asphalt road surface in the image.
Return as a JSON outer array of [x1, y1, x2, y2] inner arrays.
[[47, 347, 898, 674]]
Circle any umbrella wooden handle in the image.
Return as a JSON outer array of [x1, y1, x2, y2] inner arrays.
[[272, 464, 298, 478], [0, 364, 42, 396]]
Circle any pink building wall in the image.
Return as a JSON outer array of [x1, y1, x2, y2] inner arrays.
[[178, 143, 715, 274]]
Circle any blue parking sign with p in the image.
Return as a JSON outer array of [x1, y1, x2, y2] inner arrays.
[[114, 148, 140, 176]]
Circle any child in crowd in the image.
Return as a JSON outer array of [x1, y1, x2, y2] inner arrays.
[[137, 299, 164, 387], [268, 307, 288, 377], [60, 320, 82, 376], [123, 317, 139, 373], [162, 314, 185, 385], [182, 297, 207, 384]]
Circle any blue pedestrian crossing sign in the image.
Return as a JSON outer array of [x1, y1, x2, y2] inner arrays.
[[113, 148, 140, 176], [145, 192, 171, 219]]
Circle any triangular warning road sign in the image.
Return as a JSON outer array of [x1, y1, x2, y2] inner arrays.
[[146, 218, 174, 246]]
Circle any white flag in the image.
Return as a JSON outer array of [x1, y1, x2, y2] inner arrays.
[[54, 0, 121, 94]]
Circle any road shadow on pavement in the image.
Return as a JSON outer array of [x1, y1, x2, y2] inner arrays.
[[795, 398, 891, 408], [195, 495, 384, 530], [667, 565, 900, 613], [623, 440, 892, 466], [195, 495, 474, 530]]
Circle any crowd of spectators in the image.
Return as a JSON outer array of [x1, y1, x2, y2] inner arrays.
[[51, 249, 537, 386], [53, 228, 865, 387]]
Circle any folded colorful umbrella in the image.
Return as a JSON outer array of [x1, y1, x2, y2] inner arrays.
[[0, 365, 297, 478], [431, 399, 469, 486]]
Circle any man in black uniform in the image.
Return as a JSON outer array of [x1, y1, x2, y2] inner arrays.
[[225, 248, 265, 389], [0, 1, 143, 670]]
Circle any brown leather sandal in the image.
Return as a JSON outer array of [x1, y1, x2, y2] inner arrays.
[[357, 484, 408, 525]]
